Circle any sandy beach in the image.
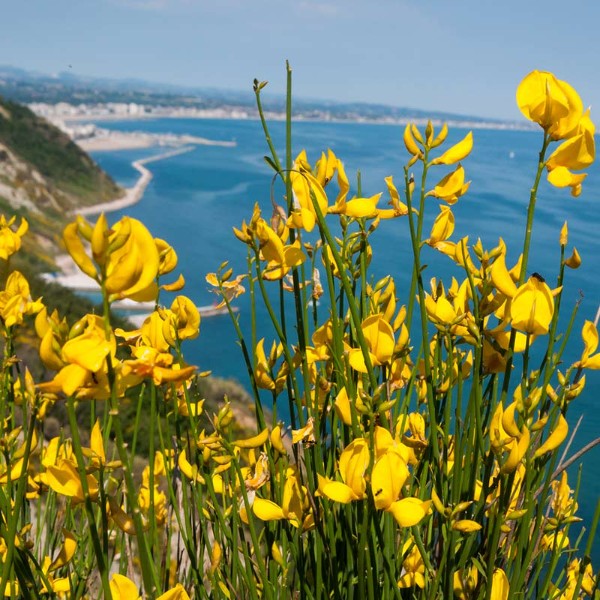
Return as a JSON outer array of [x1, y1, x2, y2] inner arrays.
[[77, 131, 237, 152]]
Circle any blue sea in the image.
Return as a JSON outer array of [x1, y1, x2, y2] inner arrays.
[[89, 117, 599, 559]]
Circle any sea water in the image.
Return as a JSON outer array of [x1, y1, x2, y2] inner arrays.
[[90, 117, 600, 560]]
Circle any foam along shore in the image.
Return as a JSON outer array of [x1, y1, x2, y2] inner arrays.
[[76, 145, 194, 217]]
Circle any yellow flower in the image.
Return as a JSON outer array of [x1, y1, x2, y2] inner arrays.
[[374, 176, 410, 220], [289, 161, 328, 232], [0, 215, 28, 260], [36, 307, 69, 371], [430, 132, 473, 166], [253, 467, 310, 529], [348, 314, 395, 373], [372, 448, 430, 527], [426, 205, 455, 247], [313, 149, 337, 187], [0, 270, 43, 327], [157, 584, 191, 600], [453, 565, 479, 599], [162, 295, 201, 345], [490, 568, 509, 600], [546, 110, 595, 196], [206, 270, 246, 309], [46, 458, 98, 504], [63, 215, 160, 301], [550, 472, 578, 520], [334, 194, 382, 219], [510, 275, 554, 335], [576, 320, 600, 369], [37, 314, 119, 397], [110, 574, 141, 600], [516, 71, 583, 140], [533, 414, 568, 459], [318, 438, 369, 503], [397, 540, 425, 589], [426, 165, 470, 204], [122, 345, 196, 386]]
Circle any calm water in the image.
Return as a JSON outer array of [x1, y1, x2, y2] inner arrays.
[[90, 118, 600, 558]]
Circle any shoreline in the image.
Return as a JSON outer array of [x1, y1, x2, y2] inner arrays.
[[75, 145, 195, 217], [77, 131, 237, 152], [59, 111, 538, 133]]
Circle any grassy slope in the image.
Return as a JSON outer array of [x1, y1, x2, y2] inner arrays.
[[0, 95, 121, 206]]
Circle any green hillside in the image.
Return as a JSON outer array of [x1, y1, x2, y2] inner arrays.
[[0, 94, 121, 207]]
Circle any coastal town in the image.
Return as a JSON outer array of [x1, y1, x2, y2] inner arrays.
[[28, 98, 532, 151]]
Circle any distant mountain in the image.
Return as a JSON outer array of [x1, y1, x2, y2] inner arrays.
[[0, 64, 510, 126]]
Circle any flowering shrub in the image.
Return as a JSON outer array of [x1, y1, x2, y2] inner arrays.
[[0, 69, 598, 598]]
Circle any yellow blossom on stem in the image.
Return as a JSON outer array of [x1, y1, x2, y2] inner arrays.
[[157, 584, 191, 600], [289, 164, 328, 232], [0, 271, 43, 328], [376, 176, 410, 219], [490, 568, 510, 600], [426, 205, 455, 247], [253, 467, 311, 529], [63, 214, 160, 301], [162, 295, 200, 345], [348, 314, 395, 373], [453, 565, 479, 599], [397, 540, 425, 589], [576, 320, 600, 369], [430, 131, 473, 166], [510, 275, 554, 335], [206, 270, 246, 309], [122, 345, 196, 386], [426, 165, 470, 205], [46, 458, 98, 504], [516, 71, 583, 140], [0, 215, 28, 260], [110, 574, 141, 600], [318, 438, 369, 503]]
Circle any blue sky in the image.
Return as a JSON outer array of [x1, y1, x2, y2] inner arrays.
[[2, 0, 600, 121]]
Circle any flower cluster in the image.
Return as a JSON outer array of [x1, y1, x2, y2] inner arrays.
[[0, 70, 597, 599]]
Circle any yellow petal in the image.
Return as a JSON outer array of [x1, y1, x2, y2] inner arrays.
[[403, 124, 421, 156], [490, 250, 517, 298], [342, 194, 381, 218], [510, 276, 554, 335], [564, 247, 581, 269], [427, 165, 467, 204], [452, 519, 482, 533], [431, 132, 473, 165], [253, 497, 285, 521], [321, 479, 358, 503], [157, 584, 191, 600], [427, 205, 455, 246], [387, 498, 430, 527], [233, 428, 269, 449], [372, 451, 408, 510], [63, 222, 98, 280], [533, 414, 568, 458], [48, 529, 77, 572], [110, 574, 141, 600], [500, 426, 530, 474], [490, 568, 509, 600]]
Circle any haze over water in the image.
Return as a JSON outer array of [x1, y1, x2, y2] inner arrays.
[[90, 117, 600, 558]]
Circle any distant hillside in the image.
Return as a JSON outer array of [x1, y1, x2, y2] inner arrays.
[[0, 95, 121, 208]]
